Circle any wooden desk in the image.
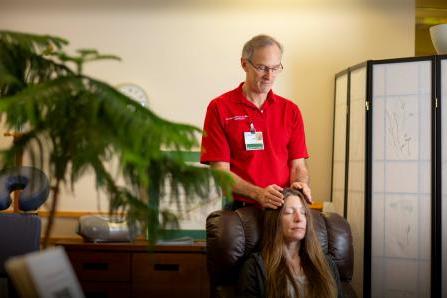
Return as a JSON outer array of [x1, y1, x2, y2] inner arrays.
[[55, 239, 208, 298], [310, 202, 323, 211]]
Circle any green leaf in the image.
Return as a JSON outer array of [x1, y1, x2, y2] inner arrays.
[[0, 30, 232, 245]]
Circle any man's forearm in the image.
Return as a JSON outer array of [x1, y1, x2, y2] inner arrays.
[[290, 165, 309, 185], [210, 162, 285, 208], [210, 162, 262, 202], [289, 158, 312, 203], [228, 171, 263, 202]]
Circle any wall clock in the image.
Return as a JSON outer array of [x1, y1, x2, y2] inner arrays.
[[116, 83, 150, 108]]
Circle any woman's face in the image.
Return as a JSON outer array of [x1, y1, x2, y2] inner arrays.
[[281, 195, 307, 243]]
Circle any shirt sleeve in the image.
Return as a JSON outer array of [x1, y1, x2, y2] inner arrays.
[[288, 104, 309, 160], [200, 100, 230, 164]]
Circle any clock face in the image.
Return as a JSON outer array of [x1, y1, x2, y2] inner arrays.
[[117, 83, 150, 108]]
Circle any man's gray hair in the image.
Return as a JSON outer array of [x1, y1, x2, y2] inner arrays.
[[241, 34, 283, 60]]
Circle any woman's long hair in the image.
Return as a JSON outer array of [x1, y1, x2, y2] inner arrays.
[[261, 188, 337, 298]]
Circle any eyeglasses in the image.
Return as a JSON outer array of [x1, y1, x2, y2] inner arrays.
[[247, 59, 283, 73]]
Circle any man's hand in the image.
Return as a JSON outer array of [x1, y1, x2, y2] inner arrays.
[[256, 184, 284, 209], [291, 181, 312, 204]]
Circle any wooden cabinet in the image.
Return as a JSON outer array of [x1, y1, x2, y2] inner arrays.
[[56, 239, 209, 298]]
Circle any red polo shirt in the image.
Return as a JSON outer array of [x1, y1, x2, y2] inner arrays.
[[200, 83, 309, 203]]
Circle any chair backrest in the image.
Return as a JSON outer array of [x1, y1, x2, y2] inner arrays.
[[0, 214, 42, 297], [206, 206, 355, 297], [0, 214, 41, 276]]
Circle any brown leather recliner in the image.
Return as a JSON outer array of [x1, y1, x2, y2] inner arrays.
[[206, 206, 357, 298]]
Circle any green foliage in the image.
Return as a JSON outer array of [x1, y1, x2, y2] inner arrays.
[[0, 30, 233, 243]]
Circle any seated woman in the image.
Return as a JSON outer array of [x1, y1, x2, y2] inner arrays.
[[237, 188, 343, 298]]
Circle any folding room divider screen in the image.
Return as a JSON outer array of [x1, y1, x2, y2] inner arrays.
[[441, 57, 447, 298], [331, 70, 349, 217], [331, 55, 447, 298]]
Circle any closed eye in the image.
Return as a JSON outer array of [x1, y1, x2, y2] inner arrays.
[[284, 207, 306, 216], [284, 207, 294, 214]]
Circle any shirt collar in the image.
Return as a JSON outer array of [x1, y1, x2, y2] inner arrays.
[[235, 82, 277, 108]]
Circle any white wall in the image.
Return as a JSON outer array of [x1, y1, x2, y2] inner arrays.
[[0, 0, 415, 212]]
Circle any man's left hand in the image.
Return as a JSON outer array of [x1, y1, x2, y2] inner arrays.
[[291, 181, 312, 204]]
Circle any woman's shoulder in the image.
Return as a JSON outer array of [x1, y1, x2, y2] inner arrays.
[[325, 254, 346, 298], [324, 254, 338, 275], [249, 252, 263, 262], [237, 252, 266, 298], [241, 252, 264, 271]]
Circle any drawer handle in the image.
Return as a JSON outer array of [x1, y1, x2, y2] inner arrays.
[[83, 262, 109, 271], [154, 264, 179, 271], [85, 291, 108, 298]]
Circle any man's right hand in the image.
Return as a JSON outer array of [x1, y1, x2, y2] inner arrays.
[[209, 162, 285, 209], [256, 184, 284, 209]]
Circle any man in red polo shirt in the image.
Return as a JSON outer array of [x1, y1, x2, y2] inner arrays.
[[200, 34, 311, 210]]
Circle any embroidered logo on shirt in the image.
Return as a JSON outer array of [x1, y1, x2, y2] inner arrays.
[[225, 115, 248, 121]]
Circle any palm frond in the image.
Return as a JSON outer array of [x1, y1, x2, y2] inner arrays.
[[0, 31, 68, 53], [0, 30, 232, 244]]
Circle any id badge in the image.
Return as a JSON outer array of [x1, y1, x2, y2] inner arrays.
[[244, 131, 264, 151]]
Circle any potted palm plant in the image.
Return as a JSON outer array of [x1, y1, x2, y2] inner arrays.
[[0, 31, 232, 246]]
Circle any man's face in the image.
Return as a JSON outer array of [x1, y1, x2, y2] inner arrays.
[[241, 44, 282, 95]]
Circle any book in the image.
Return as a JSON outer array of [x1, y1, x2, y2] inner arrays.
[[156, 236, 194, 246], [5, 247, 84, 298]]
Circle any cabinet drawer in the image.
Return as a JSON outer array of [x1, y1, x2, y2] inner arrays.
[[81, 282, 130, 298], [132, 253, 206, 297], [66, 251, 131, 282]]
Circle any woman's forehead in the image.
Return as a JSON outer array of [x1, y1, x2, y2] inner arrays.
[[284, 195, 303, 208]]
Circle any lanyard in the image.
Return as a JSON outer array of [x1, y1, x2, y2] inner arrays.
[[249, 121, 256, 134], [241, 105, 258, 134]]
